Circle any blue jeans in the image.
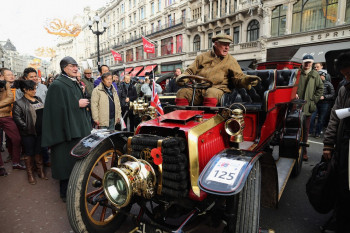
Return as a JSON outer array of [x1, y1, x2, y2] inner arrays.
[[310, 102, 330, 136]]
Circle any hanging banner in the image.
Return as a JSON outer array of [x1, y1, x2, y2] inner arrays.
[[44, 18, 82, 37], [142, 36, 155, 53], [111, 49, 122, 61]]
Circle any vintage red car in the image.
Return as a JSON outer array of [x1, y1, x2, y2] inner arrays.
[[66, 69, 306, 233]]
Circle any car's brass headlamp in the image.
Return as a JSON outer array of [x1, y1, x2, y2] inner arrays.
[[224, 109, 245, 143], [103, 155, 156, 208]]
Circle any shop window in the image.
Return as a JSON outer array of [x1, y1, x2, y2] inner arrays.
[[161, 37, 173, 55], [176, 35, 183, 53], [224, 28, 230, 35], [126, 49, 133, 62], [247, 20, 259, 42], [136, 46, 143, 61], [193, 35, 200, 52], [271, 5, 287, 37], [292, 0, 338, 33], [147, 46, 158, 59]]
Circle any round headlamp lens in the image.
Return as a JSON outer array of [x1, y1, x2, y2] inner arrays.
[[104, 171, 128, 206]]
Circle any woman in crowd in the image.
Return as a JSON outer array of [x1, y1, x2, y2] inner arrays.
[[309, 71, 335, 138], [13, 80, 48, 184], [91, 72, 121, 130]]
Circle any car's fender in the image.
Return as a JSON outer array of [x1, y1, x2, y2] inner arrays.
[[198, 148, 263, 195], [70, 129, 133, 159]]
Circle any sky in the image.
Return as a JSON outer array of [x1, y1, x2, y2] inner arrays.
[[0, 0, 109, 56]]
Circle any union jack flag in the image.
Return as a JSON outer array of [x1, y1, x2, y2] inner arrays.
[[151, 80, 164, 115]]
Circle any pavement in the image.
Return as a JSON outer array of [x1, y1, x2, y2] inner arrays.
[[0, 135, 331, 233]]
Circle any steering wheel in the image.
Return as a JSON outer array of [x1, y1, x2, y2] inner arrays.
[[177, 75, 213, 89]]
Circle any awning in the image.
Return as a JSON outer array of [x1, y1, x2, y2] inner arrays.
[[292, 41, 350, 63], [138, 65, 157, 77], [120, 67, 133, 77], [130, 66, 144, 77]]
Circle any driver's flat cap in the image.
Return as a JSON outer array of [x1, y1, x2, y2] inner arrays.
[[212, 33, 233, 43]]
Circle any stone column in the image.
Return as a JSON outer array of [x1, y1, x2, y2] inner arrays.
[[218, 0, 221, 18], [285, 2, 294, 35], [210, 0, 213, 20], [226, 0, 230, 15], [173, 35, 177, 54], [337, 0, 346, 25], [202, 0, 205, 22]]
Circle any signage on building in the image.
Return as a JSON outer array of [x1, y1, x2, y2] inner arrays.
[[311, 29, 350, 41]]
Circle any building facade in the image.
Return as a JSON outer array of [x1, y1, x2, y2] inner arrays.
[[0, 39, 27, 77], [52, 0, 350, 74]]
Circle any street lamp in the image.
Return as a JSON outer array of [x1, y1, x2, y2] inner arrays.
[[87, 15, 108, 70]]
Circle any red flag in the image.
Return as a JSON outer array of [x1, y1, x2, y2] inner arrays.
[[142, 36, 155, 53], [110, 49, 122, 61], [151, 81, 164, 115]]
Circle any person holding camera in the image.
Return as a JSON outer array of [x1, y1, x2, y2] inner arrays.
[[120, 74, 137, 131], [141, 77, 162, 97], [0, 68, 25, 176], [41, 57, 91, 202]]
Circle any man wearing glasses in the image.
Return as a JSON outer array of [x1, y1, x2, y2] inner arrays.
[[42, 56, 91, 202]]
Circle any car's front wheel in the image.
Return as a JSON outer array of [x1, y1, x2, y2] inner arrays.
[[223, 160, 261, 233], [67, 140, 130, 233]]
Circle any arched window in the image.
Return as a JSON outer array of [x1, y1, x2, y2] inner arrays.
[[247, 20, 259, 42], [271, 5, 287, 37], [193, 35, 201, 51], [292, 0, 338, 33]]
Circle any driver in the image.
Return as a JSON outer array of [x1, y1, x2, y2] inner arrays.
[[175, 34, 260, 106]]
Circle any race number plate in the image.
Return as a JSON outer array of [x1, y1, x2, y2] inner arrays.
[[206, 158, 246, 185], [136, 222, 168, 233]]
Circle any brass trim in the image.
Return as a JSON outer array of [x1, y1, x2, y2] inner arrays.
[[127, 137, 133, 154], [156, 140, 163, 195], [188, 114, 225, 197]]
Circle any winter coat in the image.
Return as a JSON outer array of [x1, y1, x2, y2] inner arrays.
[[181, 49, 245, 93], [141, 82, 162, 96], [81, 77, 94, 97], [91, 82, 121, 127], [166, 77, 181, 93], [296, 69, 324, 116], [0, 82, 14, 117], [319, 80, 335, 104], [120, 82, 138, 111], [42, 74, 91, 147], [13, 96, 42, 136]]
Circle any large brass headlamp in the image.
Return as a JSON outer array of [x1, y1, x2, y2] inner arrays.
[[103, 155, 156, 208], [224, 109, 245, 143]]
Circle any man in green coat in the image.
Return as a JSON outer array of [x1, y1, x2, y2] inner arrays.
[[42, 56, 91, 202], [296, 54, 324, 161]]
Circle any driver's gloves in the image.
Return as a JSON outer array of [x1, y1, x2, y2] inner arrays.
[[176, 74, 189, 86], [241, 75, 261, 90]]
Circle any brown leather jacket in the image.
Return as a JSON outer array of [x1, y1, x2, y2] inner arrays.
[[0, 82, 14, 117]]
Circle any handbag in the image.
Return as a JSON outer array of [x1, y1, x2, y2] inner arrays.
[[306, 156, 336, 214]]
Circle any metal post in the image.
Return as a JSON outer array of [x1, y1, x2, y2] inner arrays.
[[88, 15, 107, 73]]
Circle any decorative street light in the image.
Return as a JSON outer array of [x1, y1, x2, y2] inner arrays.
[[87, 15, 108, 70]]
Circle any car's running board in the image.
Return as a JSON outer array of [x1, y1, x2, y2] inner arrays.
[[276, 157, 295, 200]]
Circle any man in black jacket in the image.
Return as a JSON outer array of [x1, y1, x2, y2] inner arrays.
[[165, 68, 182, 93], [120, 74, 137, 131], [323, 52, 350, 232]]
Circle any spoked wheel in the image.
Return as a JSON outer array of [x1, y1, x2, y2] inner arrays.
[[223, 160, 261, 233], [67, 140, 130, 233], [291, 114, 305, 177]]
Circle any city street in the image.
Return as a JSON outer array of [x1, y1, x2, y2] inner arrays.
[[0, 137, 330, 233]]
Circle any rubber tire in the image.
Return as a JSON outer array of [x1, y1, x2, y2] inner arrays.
[[224, 160, 261, 233], [67, 140, 128, 233], [291, 114, 306, 177]]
